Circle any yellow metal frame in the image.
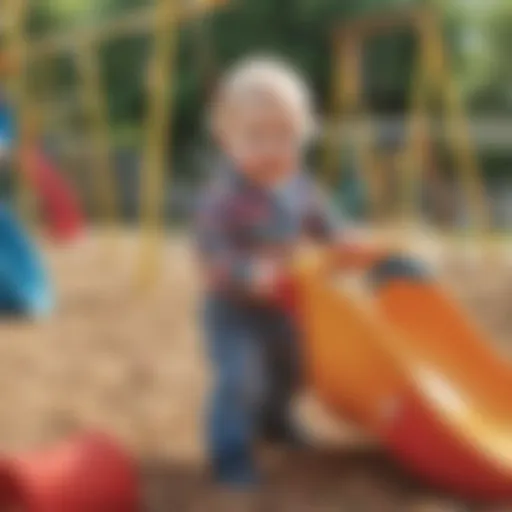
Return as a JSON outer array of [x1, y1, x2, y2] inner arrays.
[[136, 0, 180, 289], [29, 1, 227, 60], [2, 0, 228, 287], [327, 7, 488, 236], [76, 41, 118, 234], [2, 0, 37, 225], [136, 0, 228, 288]]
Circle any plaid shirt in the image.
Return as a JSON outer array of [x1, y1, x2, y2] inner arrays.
[[196, 167, 342, 294]]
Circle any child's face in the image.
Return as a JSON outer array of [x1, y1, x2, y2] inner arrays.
[[220, 92, 304, 188]]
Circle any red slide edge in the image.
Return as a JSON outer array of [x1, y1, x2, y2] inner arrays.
[[383, 387, 512, 502]]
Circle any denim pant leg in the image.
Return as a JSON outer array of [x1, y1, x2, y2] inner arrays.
[[203, 299, 265, 484], [257, 310, 302, 440]]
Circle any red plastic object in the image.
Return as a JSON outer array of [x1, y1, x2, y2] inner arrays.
[[20, 149, 85, 242], [384, 387, 512, 502], [0, 432, 140, 511]]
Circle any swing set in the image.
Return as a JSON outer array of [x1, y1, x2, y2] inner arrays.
[[325, 6, 492, 246], [0, 0, 226, 287]]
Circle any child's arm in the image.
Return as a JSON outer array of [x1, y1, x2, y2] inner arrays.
[[303, 180, 386, 271], [331, 232, 387, 270]]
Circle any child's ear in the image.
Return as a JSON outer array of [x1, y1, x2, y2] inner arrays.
[[210, 123, 227, 149]]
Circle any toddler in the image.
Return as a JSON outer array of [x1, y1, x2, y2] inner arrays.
[[196, 57, 376, 487]]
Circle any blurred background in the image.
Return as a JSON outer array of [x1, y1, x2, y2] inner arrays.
[[1, 0, 511, 231], [0, 1, 511, 511]]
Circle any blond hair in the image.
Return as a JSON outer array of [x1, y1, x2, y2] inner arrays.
[[211, 56, 317, 141]]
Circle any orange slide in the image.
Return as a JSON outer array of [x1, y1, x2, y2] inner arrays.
[[291, 249, 512, 501]]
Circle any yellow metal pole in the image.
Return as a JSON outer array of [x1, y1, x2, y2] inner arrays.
[[430, 16, 488, 234], [322, 32, 358, 187], [329, 32, 386, 222], [29, 1, 228, 60], [399, 15, 433, 227], [76, 41, 118, 239], [354, 114, 382, 223], [329, 7, 488, 246], [137, 0, 179, 289], [400, 7, 488, 243], [32, 57, 73, 176], [2, 0, 36, 226]]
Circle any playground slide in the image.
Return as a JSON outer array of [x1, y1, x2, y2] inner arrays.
[[0, 205, 52, 316], [293, 251, 512, 500], [21, 149, 84, 241]]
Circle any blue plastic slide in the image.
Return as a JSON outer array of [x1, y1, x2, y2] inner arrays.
[[0, 205, 53, 316]]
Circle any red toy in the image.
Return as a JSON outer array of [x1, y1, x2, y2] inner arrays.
[[0, 432, 139, 511]]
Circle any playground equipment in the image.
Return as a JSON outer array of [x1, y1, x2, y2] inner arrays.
[[325, 7, 488, 238], [316, 12, 512, 495], [0, 0, 225, 501], [0, 432, 139, 511], [0, 205, 52, 316], [0, 0, 84, 242], [1, 0, 227, 286], [287, 247, 512, 500]]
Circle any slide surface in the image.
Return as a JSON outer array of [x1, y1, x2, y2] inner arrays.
[[292, 250, 512, 500], [0, 205, 53, 316]]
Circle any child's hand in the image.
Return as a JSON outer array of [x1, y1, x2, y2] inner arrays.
[[333, 234, 387, 270], [250, 257, 285, 299]]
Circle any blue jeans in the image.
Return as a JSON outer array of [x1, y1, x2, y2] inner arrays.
[[203, 296, 301, 485]]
